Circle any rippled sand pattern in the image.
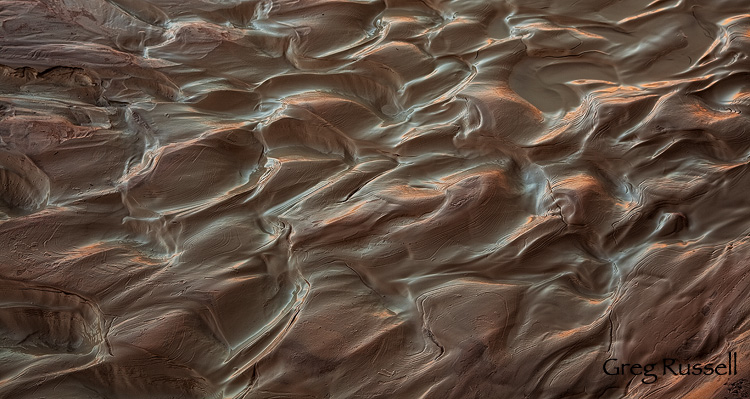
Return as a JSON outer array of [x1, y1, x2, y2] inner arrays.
[[2, 0, 750, 397]]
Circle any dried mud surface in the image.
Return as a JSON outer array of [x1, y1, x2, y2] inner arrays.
[[2, 0, 750, 398]]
